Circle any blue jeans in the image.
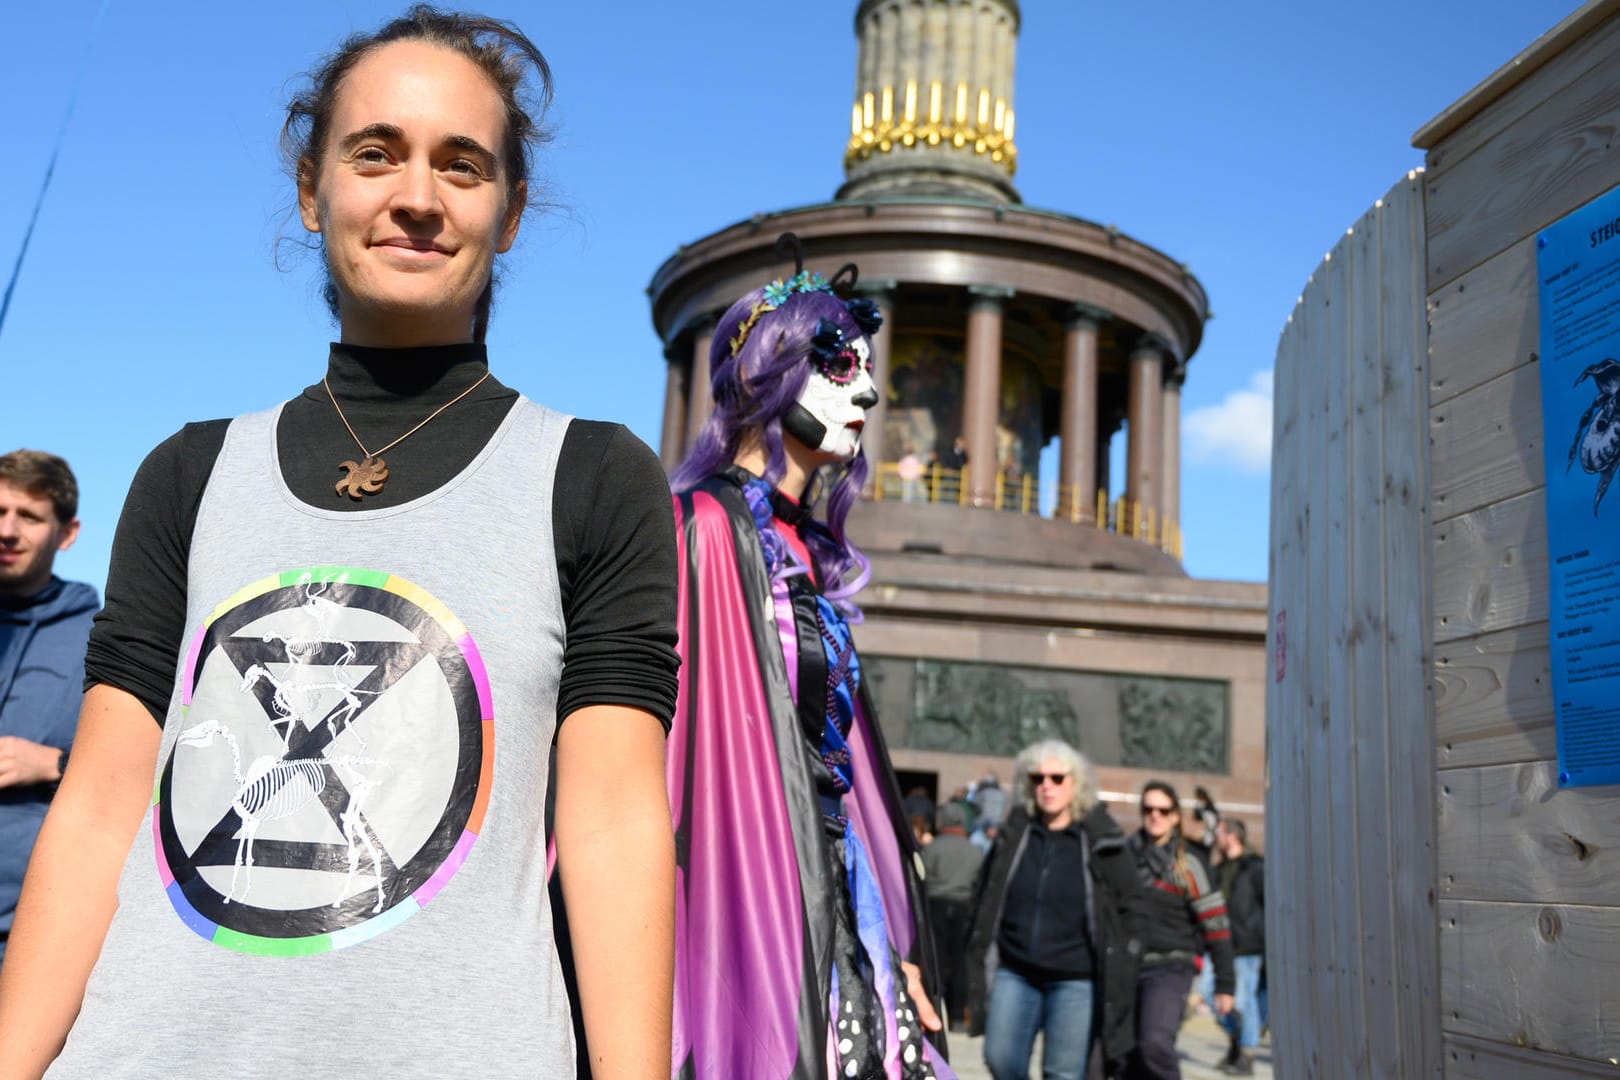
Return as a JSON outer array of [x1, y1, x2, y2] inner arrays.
[[1199, 955, 1265, 1049], [983, 965, 1094, 1080]]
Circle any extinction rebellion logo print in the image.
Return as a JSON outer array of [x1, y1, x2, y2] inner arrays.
[[153, 567, 493, 956]]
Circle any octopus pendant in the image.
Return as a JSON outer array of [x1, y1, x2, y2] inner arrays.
[[336, 456, 389, 500]]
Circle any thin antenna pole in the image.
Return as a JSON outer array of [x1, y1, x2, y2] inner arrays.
[[0, 0, 114, 343]]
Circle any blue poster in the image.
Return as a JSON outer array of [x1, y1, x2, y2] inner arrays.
[[1537, 183, 1620, 788]]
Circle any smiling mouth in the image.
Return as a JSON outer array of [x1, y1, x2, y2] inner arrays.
[[374, 238, 451, 255], [847, 420, 865, 430]]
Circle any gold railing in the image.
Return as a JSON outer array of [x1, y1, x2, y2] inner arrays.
[[870, 463, 1183, 559]]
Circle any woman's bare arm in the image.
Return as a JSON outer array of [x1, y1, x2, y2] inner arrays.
[[553, 704, 673, 1079], [0, 685, 160, 1078]]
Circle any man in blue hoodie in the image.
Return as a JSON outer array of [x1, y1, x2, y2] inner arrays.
[[0, 450, 97, 967]]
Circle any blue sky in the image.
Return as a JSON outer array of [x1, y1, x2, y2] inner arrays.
[[1, 0, 1578, 592]]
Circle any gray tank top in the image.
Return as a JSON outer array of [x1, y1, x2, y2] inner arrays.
[[50, 398, 577, 1078]]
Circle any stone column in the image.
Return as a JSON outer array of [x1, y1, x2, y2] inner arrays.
[[972, 1, 995, 101], [658, 349, 688, 472], [923, 2, 947, 75], [997, 6, 1017, 106], [1058, 305, 1108, 523], [948, 0, 973, 96], [1097, 426, 1113, 495], [898, 0, 922, 89], [857, 2, 877, 94], [1126, 338, 1165, 534], [1096, 416, 1119, 525], [684, 319, 717, 453], [1161, 360, 1186, 546], [856, 281, 897, 497], [841, 0, 1019, 203], [962, 286, 1011, 507]]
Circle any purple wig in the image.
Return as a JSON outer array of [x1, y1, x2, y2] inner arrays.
[[672, 284, 873, 616]]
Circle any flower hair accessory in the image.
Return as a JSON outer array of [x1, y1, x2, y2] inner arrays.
[[764, 271, 834, 307], [728, 271, 836, 357], [726, 233, 886, 358], [844, 296, 883, 338]]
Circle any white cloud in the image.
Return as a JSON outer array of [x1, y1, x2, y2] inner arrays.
[[1184, 370, 1274, 473]]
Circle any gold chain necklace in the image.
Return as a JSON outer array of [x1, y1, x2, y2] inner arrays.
[[325, 370, 492, 499]]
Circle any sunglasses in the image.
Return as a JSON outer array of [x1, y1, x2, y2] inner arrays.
[[1141, 804, 1177, 818], [1028, 772, 1070, 787]]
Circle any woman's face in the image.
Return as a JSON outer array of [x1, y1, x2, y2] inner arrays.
[[298, 40, 524, 346], [1140, 788, 1179, 843], [1029, 757, 1073, 822], [783, 333, 880, 463]]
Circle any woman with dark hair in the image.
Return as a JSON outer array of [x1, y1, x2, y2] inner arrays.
[[0, 9, 676, 1078], [1125, 781, 1235, 1080], [965, 740, 1143, 1080], [667, 248, 953, 1079]]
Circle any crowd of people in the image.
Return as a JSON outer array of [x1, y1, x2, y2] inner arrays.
[[0, 6, 1262, 1079], [912, 765, 1269, 1079]]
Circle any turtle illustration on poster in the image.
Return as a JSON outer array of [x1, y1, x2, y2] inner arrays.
[[1567, 358, 1620, 515]]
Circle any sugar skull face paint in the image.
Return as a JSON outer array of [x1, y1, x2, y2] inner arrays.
[[783, 328, 879, 461]]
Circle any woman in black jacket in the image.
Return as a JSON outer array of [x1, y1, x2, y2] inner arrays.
[[965, 740, 1145, 1080], [1125, 780, 1235, 1079]]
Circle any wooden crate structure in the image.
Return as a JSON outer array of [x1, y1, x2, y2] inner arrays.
[[1270, 2, 1620, 1076], [1418, 1, 1620, 1075]]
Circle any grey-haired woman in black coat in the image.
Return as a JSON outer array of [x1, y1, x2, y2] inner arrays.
[[965, 740, 1146, 1080]]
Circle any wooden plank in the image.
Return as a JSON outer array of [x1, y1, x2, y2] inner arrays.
[[1283, 262, 1321, 1080], [1289, 281, 1315, 1078], [1270, 276, 1312, 1080], [1425, 57, 1620, 290], [1263, 297, 1302, 1080], [1266, 304, 1289, 1077], [1426, 236, 1536, 408], [1448, 1034, 1620, 1079], [1291, 281, 1320, 1079], [1419, 4, 1620, 172], [1431, 360, 1544, 525], [1350, 200, 1401, 1080], [1384, 174, 1443, 1079], [1263, 283, 1315, 1080], [1445, 1032, 1620, 1079], [1438, 759, 1620, 906], [1435, 623, 1556, 769], [1441, 899, 1620, 1063], [1322, 230, 1369, 1073], [1303, 241, 1336, 1079], [1432, 488, 1549, 643]]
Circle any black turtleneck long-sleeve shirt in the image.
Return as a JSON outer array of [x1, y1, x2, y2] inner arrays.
[[83, 343, 679, 729]]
